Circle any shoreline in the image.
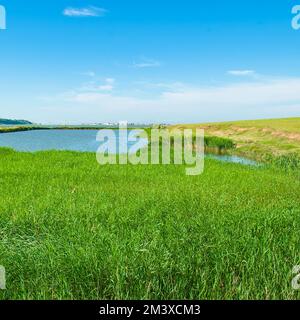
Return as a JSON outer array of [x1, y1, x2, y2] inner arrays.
[[0, 126, 143, 134]]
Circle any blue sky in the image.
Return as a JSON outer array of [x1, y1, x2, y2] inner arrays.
[[0, 0, 300, 124]]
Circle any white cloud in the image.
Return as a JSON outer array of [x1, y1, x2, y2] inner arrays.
[[82, 71, 96, 77], [66, 78, 300, 106], [98, 78, 115, 91], [105, 78, 115, 84], [98, 85, 114, 91], [40, 77, 299, 123], [63, 6, 107, 17], [133, 58, 161, 68], [228, 70, 256, 76], [80, 78, 115, 92]]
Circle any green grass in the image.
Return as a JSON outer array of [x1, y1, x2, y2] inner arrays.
[[174, 117, 300, 133], [0, 125, 152, 134], [0, 148, 299, 300], [170, 117, 300, 161], [0, 126, 36, 134], [204, 136, 235, 152]]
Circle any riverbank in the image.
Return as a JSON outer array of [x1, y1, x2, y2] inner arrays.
[[170, 117, 300, 169], [2, 118, 300, 169], [0, 126, 124, 134]]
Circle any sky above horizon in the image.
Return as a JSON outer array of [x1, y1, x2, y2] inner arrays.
[[1, 0, 300, 124]]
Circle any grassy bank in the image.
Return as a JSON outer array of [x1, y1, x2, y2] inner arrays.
[[0, 125, 151, 134], [0, 126, 106, 134], [0, 148, 299, 299], [170, 117, 300, 167], [0, 126, 36, 134]]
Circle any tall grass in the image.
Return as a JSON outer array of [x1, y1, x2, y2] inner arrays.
[[0, 126, 36, 133], [0, 149, 299, 300], [262, 153, 300, 173], [169, 134, 236, 154], [204, 136, 235, 154]]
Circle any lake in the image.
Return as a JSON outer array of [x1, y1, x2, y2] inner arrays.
[[0, 129, 258, 166], [0, 129, 148, 153]]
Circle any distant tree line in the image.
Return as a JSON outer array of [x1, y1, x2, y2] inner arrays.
[[0, 118, 32, 125]]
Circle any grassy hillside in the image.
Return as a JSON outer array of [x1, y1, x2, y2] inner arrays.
[[0, 148, 299, 300], [170, 117, 300, 160]]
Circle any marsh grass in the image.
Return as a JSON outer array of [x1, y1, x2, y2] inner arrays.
[[0, 126, 36, 134], [0, 149, 299, 299], [203, 136, 235, 155]]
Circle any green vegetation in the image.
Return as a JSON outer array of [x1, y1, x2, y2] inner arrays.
[[0, 118, 299, 300], [171, 117, 300, 162], [0, 119, 32, 125], [0, 148, 299, 300], [0, 126, 36, 134], [0, 125, 152, 134], [204, 136, 235, 153], [263, 153, 300, 172], [144, 128, 236, 153]]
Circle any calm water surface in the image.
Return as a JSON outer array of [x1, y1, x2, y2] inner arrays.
[[206, 154, 258, 166], [0, 129, 258, 166], [0, 130, 147, 153]]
